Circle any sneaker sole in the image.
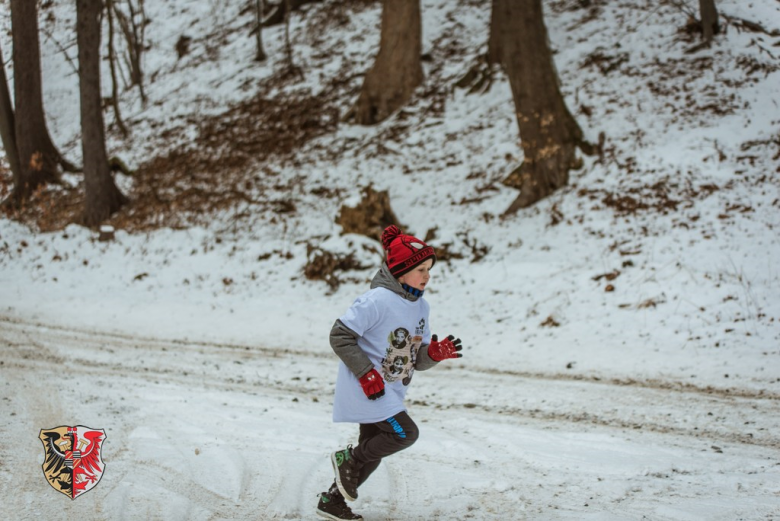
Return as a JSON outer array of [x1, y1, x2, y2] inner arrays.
[[316, 509, 363, 521], [330, 452, 357, 502], [315, 509, 341, 521]]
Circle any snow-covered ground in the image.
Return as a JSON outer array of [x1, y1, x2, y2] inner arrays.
[[1, 315, 779, 520], [1, 0, 780, 519]]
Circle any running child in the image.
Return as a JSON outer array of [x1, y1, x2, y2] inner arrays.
[[316, 225, 464, 520]]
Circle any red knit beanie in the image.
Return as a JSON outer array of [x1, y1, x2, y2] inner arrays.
[[381, 225, 436, 278]]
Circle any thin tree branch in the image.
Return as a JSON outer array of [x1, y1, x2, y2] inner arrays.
[[38, 26, 79, 77], [107, 0, 130, 137]]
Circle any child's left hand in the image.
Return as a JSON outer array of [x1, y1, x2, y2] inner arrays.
[[428, 334, 463, 361]]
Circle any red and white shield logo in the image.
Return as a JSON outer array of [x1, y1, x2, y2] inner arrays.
[[39, 426, 107, 499]]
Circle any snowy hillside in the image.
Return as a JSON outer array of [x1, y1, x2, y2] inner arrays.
[[1, 0, 779, 519]]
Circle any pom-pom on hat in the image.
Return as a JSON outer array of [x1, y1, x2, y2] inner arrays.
[[381, 225, 436, 278]]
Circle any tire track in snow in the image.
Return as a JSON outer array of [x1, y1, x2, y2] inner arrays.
[[0, 323, 329, 519], [2, 313, 777, 401], [2, 314, 779, 452]]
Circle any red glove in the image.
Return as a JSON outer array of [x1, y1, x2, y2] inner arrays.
[[428, 334, 463, 362], [359, 369, 385, 400]]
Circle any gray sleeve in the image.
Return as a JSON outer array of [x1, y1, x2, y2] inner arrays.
[[330, 319, 375, 378], [415, 343, 439, 371]]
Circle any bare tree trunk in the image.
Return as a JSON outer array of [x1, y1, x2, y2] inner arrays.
[[492, 0, 590, 214], [487, 0, 502, 66], [0, 42, 21, 198], [699, 0, 719, 44], [255, 0, 267, 62], [10, 0, 71, 204], [77, 0, 128, 226], [352, 0, 423, 125]]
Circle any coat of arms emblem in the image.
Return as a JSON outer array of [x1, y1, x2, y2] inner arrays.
[[39, 426, 106, 499]]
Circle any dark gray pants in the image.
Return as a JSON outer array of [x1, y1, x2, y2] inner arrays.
[[330, 411, 419, 494]]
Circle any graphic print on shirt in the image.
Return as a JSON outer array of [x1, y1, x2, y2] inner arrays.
[[381, 322, 424, 386]]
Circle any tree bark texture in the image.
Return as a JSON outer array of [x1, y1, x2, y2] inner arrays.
[[77, 0, 127, 226], [353, 0, 423, 125], [10, 0, 65, 202], [0, 42, 21, 192], [699, 0, 719, 44], [492, 0, 586, 213]]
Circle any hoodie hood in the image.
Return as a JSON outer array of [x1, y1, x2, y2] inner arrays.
[[370, 263, 421, 302]]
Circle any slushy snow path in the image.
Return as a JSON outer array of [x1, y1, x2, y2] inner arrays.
[[1, 314, 779, 520]]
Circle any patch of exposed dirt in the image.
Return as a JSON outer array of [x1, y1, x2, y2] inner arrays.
[[336, 185, 401, 242], [303, 245, 372, 291], [5, 68, 344, 232], [580, 48, 630, 75], [109, 81, 338, 231]]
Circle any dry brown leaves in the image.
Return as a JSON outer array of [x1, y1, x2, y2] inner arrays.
[[577, 176, 721, 217], [336, 186, 401, 243], [111, 78, 339, 231], [303, 246, 371, 291]]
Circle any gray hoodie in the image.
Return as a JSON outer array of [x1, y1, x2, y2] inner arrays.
[[329, 263, 439, 378]]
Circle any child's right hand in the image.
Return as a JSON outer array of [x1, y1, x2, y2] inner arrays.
[[359, 369, 385, 400]]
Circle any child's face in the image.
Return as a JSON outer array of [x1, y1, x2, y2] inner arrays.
[[399, 259, 433, 291]]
